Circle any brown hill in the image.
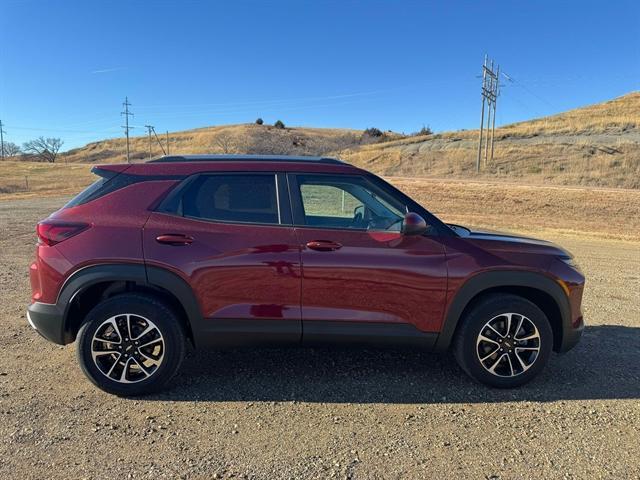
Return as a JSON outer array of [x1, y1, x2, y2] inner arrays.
[[15, 92, 640, 188], [341, 92, 640, 188]]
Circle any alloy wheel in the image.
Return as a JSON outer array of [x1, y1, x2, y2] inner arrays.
[[91, 314, 165, 383], [476, 312, 541, 378]]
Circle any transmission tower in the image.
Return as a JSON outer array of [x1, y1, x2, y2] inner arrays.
[[121, 97, 134, 163], [476, 55, 500, 172]]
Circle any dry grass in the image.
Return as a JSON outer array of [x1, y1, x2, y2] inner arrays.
[[0, 161, 95, 200], [339, 93, 640, 188], [389, 177, 640, 241], [60, 124, 366, 164], [498, 92, 640, 136], [1, 160, 637, 241]]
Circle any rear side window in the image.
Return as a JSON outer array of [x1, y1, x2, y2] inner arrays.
[[181, 174, 280, 224], [64, 167, 137, 208]]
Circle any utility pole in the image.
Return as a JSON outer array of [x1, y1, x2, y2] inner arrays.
[[0, 120, 5, 160], [150, 126, 167, 155], [121, 97, 134, 163], [144, 125, 154, 160], [476, 56, 500, 172], [166, 131, 170, 155]]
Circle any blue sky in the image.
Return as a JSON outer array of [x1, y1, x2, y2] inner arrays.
[[1, 0, 639, 150]]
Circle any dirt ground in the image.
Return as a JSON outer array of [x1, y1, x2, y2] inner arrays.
[[1, 193, 639, 479]]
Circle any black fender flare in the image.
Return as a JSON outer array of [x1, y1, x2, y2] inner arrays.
[[59, 263, 202, 345], [433, 270, 570, 352]]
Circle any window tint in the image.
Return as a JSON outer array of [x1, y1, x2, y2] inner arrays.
[[297, 175, 404, 230], [182, 174, 279, 224]]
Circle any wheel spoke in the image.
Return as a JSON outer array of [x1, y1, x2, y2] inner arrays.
[[119, 357, 132, 382], [478, 334, 501, 347], [504, 313, 513, 338], [486, 324, 505, 339], [131, 357, 151, 378], [487, 353, 507, 374], [506, 353, 515, 376], [480, 346, 500, 362], [105, 354, 122, 378], [138, 337, 162, 349], [138, 349, 162, 366], [133, 324, 154, 341]]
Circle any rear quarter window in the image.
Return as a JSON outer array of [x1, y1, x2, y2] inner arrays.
[[179, 174, 280, 225]]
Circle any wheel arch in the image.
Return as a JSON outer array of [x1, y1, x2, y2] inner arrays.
[[434, 270, 570, 352], [60, 263, 202, 346]]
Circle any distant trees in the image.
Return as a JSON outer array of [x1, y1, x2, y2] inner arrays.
[[274, 120, 285, 129], [255, 118, 264, 125], [416, 125, 433, 136], [22, 137, 63, 163], [2, 142, 21, 158], [363, 127, 383, 138]]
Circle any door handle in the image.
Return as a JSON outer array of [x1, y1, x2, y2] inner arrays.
[[306, 240, 342, 252], [156, 234, 194, 246]]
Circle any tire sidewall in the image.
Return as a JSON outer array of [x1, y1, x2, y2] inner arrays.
[[77, 294, 185, 396]]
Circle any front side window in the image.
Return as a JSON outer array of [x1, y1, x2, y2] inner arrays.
[[296, 175, 404, 231], [181, 174, 279, 224]]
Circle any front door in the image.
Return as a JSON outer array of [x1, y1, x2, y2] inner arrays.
[[288, 173, 447, 343], [143, 172, 301, 345]]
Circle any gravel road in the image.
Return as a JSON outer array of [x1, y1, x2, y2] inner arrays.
[[0, 196, 638, 479]]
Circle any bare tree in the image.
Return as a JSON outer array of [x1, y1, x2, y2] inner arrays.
[[22, 137, 63, 163], [2, 142, 21, 158], [214, 132, 246, 154]]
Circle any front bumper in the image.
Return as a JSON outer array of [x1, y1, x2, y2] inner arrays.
[[26, 302, 67, 345], [558, 314, 584, 353]]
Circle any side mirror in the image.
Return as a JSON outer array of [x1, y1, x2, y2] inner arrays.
[[401, 212, 427, 236]]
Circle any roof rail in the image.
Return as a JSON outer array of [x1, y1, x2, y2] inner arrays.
[[149, 154, 344, 165]]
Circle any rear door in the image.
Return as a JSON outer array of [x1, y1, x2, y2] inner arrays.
[[143, 172, 302, 345], [289, 173, 448, 343]]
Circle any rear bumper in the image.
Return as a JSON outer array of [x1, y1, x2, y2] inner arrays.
[[26, 302, 67, 345]]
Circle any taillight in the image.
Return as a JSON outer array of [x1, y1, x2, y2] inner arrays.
[[36, 221, 90, 246]]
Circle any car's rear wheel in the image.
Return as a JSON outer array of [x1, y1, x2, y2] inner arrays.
[[453, 294, 553, 388], [77, 293, 186, 396]]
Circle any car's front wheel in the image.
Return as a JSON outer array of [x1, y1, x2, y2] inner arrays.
[[76, 293, 186, 396], [453, 294, 553, 388]]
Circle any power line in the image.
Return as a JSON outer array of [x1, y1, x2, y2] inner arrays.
[[121, 97, 134, 163]]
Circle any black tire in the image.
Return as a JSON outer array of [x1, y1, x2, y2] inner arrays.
[[76, 293, 186, 396], [453, 293, 553, 388]]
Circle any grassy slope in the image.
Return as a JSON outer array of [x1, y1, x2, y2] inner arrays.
[[340, 93, 640, 188], [6, 92, 637, 188]]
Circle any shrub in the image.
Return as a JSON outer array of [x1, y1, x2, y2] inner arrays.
[[417, 125, 433, 136], [363, 127, 383, 137], [274, 120, 285, 129], [255, 118, 264, 125]]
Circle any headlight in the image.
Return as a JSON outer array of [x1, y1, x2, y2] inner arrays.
[[559, 255, 581, 272]]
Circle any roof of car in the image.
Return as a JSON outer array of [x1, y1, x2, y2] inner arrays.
[[149, 154, 345, 165]]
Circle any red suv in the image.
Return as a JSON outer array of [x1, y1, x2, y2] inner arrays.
[[27, 155, 584, 395]]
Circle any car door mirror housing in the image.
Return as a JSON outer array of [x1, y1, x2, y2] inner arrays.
[[401, 212, 427, 236]]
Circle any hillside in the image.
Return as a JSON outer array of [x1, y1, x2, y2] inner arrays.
[[59, 124, 372, 163], [8, 92, 640, 189], [340, 92, 640, 188]]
